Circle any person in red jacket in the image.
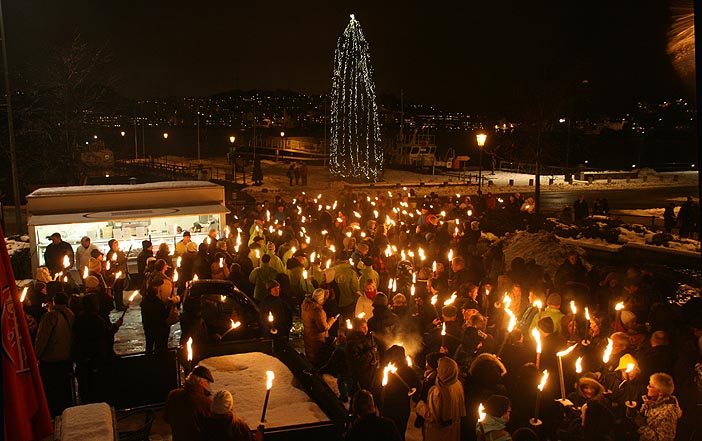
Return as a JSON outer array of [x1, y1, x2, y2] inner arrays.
[[165, 365, 214, 441]]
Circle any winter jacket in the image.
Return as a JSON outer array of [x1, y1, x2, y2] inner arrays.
[[333, 262, 360, 308], [367, 305, 399, 337], [34, 305, 74, 362], [249, 263, 278, 301], [301, 297, 332, 365], [415, 357, 466, 441], [636, 395, 682, 441], [354, 292, 374, 320], [200, 411, 254, 441], [477, 414, 511, 441], [345, 330, 378, 390], [164, 383, 213, 441], [345, 413, 402, 441], [528, 307, 565, 336]]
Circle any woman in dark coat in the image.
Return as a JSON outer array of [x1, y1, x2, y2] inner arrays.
[[141, 277, 170, 354]]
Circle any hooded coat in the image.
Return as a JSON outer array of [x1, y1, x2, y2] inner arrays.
[[301, 296, 331, 365], [415, 357, 466, 441]]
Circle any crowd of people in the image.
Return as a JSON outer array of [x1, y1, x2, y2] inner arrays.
[[21, 188, 701, 440]]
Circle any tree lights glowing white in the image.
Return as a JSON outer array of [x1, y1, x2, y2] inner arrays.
[[329, 14, 382, 182]]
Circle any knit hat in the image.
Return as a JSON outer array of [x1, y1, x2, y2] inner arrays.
[[442, 305, 458, 318], [546, 293, 561, 307], [186, 241, 198, 253], [84, 275, 100, 289], [35, 267, 51, 283], [142, 240, 152, 249], [322, 268, 335, 283], [312, 288, 327, 304], [212, 390, 234, 414], [537, 316, 555, 334], [88, 257, 101, 273], [372, 292, 388, 306], [485, 395, 511, 417]]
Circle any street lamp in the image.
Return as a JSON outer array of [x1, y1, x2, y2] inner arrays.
[[229, 136, 236, 144], [120, 131, 126, 137], [279, 131, 285, 161], [476, 133, 487, 193], [163, 132, 169, 139]]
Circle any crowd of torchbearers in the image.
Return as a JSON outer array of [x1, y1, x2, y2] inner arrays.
[[22, 187, 701, 441]]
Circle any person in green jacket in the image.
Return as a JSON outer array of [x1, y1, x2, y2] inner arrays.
[[528, 293, 565, 336], [264, 241, 286, 275], [358, 257, 380, 292], [249, 254, 279, 302], [333, 260, 360, 318]]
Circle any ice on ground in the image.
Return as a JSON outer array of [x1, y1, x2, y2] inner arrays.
[[199, 352, 329, 429]]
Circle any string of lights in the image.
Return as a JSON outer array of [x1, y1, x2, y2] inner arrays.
[[329, 14, 383, 182]]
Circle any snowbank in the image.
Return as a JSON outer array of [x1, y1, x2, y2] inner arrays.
[[59, 403, 114, 441], [199, 352, 329, 429], [497, 230, 590, 278]]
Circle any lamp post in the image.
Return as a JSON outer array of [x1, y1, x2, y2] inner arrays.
[[279, 131, 285, 161], [235, 136, 241, 182], [476, 133, 487, 193]]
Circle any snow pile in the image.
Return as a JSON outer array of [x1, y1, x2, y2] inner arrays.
[[60, 403, 114, 441], [497, 230, 589, 279], [5, 235, 30, 256], [199, 352, 329, 428]]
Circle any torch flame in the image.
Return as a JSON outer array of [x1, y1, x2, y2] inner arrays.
[[326, 259, 332, 269], [410, 284, 416, 296], [177, 256, 182, 268], [625, 363, 635, 374], [570, 300, 577, 315], [128, 291, 139, 302], [557, 343, 578, 358], [310, 252, 316, 263], [533, 300, 543, 310], [585, 307, 590, 321], [268, 311, 274, 323], [448, 249, 453, 262], [615, 302, 625, 311], [388, 278, 394, 290], [115, 271, 122, 280], [432, 261, 437, 272], [111, 253, 117, 262], [603, 338, 613, 363], [431, 295, 438, 305], [346, 319, 353, 329], [357, 312, 366, 319], [230, 320, 241, 329], [219, 257, 224, 268], [444, 293, 457, 306], [83, 266, 89, 279], [532, 328, 542, 354], [20, 287, 28, 302], [382, 363, 398, 387], [186, 337, 193, 361], [63, 275, 68, 283], [105, 261, 111, 271], [441, 322, 446, 336], [538, 370, 549, 391], [265, 371, 275, 390], [503, 293, 512, 309], [193, 274, 199, 281], [505, 307, 517, 332], [478, 403, 486, 423], [173, 270, 179, 282], [575, 357, 583, 373], [406, 356, 412, 367]]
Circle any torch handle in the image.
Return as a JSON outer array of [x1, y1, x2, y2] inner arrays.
[[260, 389, 271, 425]]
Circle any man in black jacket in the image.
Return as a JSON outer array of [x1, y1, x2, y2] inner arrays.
[[345, 389, 402, 441], [44, 232, 74, 275]]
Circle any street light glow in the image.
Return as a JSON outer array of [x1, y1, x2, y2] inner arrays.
[[163, 132, 169, 139], [476, 133, 487, 147]]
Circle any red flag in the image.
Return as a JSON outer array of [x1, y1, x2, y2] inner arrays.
[[0, 227, 53, 440]]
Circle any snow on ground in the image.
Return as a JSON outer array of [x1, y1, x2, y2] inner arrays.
[[161, 156, 699, 201], [198, 352, 329, 429], [5, 235, 29, 256], [59, 402, 114, 441], [498, 230, 591, 278]]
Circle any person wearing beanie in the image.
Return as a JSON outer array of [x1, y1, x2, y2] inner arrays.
[[259, 279, 293, 341], [136, 240, 154, 287], [264, 241, 286, 275], [345, 317, 379, 392], [249, 253, 279, 302], [528, 292, 565, 336], [355, 279, 377, 320], [174, 231, 192, 258], [367, 292, 399, 352], [301, 288, 337, 367], [415, 357, 466, 441], [201, 390, 259, 441], [476, 395, 512, 441], [165, 365, 214, 441], [560, 374, 615, 441]]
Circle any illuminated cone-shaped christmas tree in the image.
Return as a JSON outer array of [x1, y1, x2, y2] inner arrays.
[[329, 14, 383, 182]]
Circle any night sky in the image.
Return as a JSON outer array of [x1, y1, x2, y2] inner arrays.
[[5, 0, 691, 114]]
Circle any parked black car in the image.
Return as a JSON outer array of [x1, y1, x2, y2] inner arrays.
[[181, 279, 261, 341]]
